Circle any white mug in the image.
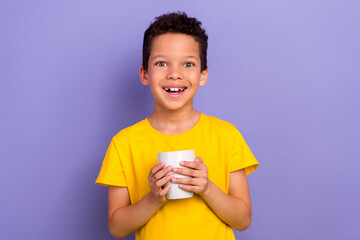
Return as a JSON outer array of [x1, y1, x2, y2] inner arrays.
[[158, 150, 195, 200]]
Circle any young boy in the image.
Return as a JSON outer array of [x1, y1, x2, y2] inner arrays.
[[96, 12, 259, 240]]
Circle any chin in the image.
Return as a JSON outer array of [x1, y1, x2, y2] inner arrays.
[[162, 103, 191, 112]]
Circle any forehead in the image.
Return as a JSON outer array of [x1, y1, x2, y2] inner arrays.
[[150, 33, 200, 58]]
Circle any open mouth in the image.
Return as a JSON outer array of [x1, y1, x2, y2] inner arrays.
[[163, 87, 187, 93]]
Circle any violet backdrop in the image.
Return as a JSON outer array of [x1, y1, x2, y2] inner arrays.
[[1, 0, 359, 239]]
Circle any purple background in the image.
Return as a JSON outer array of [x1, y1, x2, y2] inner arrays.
[[1, 0, 359, 239]]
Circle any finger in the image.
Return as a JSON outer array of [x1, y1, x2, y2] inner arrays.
[[175, 166, 208, 178], [155, 172, 174, 188], [150, 162, 166, 175], [178, 184, 202, 193], [171, 177, 195, 185], [154, 165, 173, 180], [172, 177, 208, 187], [180, 160, 204, 170], [159, 184, 171, 197], [173, 167, 197, 177]]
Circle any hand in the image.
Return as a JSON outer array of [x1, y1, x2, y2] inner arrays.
[[172, 157, 209, 195], [148, 162, 174, 204]]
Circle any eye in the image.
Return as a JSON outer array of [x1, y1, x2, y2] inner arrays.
[[156, 61, 167, 67], [184, 62, 195, 67]]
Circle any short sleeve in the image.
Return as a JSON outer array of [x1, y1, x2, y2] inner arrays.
[[228, 128, 259, 175], [95, 139, 127, 187]]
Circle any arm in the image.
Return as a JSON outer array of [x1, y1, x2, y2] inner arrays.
[[172, 158, 252, 231], [201, 169, 252, 231], [108, 163, 174, 239]]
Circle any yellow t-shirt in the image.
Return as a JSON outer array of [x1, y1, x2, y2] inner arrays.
[[96, 113, 259, 240]]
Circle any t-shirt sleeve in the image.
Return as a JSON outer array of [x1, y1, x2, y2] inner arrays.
[[228, 127, 259, 175], [95, 139, 127, 187]]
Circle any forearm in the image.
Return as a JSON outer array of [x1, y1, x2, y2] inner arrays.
[[201, 180, 252, 231], [109, 192, 162, 238]]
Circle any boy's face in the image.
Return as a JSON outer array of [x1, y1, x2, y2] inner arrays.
[[140, 33, 208, 112]]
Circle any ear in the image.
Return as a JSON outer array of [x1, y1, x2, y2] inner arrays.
[[199, 68, 208, 87], [139, 66, 149, 85]]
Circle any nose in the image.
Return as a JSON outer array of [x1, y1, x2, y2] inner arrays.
[[166, 64, 183, 80]]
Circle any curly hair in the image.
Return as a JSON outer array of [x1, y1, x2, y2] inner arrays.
[[142, 12, 208, 72]]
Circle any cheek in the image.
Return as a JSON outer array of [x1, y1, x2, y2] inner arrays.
[[187, 72, 202, 84], [148, 71, 163, 84], [153, 71, 165, 78]]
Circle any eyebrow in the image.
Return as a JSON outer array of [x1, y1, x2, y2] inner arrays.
[[184, 56, 199, 60], [151, 55, 199, 61]]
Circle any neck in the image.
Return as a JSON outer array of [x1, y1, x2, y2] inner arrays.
[[148, 107, 201, 135]]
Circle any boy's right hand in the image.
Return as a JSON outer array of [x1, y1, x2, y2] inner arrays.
[[148, 162, 173, 204]]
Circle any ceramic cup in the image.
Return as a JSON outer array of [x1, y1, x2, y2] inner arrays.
[[158, 150, 195, 200]]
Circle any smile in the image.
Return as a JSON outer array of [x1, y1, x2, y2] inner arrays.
[[162, 87, 187, 97], [163, 87, 186, 93]]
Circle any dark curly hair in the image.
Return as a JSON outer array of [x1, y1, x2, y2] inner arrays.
[[142, 12, 208, 72]]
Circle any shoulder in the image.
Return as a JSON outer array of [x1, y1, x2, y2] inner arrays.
[[202, 114, 239, 133], [112, 119, 148, 143]]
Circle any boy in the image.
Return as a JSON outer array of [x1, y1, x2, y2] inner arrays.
[[96, 12, 259, 240]]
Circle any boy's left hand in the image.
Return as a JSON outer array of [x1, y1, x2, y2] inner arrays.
[[172, 157, 209, 195]]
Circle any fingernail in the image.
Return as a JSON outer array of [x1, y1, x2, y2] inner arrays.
[[179, 184, 183, 188], [180, 161, 184, 166], [172, 178, 176, 183], [173, 168, 177, 172]]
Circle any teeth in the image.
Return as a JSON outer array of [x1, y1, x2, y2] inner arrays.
[[164, 88, 185, 92]]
